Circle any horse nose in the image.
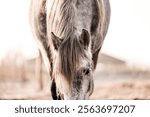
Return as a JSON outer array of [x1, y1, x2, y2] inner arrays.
[[82, 68, 90, 75]]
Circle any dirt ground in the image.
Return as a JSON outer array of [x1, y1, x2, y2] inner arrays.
[[0, 63, 150, 100]]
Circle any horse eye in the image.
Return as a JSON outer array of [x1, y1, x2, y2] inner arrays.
[[83, 68, 90, 75]]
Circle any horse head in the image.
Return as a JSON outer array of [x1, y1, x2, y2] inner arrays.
[[51, 29, 94, 100]]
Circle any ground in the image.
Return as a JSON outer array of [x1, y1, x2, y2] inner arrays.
[[0, 63, 150, 100]]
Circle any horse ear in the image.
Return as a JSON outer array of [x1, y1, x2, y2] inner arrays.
[[80, 29, 90, 49], [51, 32, 63, 50]]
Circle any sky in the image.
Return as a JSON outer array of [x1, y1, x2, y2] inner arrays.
[[0, 0, 150, 67], [103, 0, 150, 66]]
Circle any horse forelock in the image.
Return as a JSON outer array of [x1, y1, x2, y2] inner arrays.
[[57, 36, 89, 83]]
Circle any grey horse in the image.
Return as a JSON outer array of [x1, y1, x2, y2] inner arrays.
[[29, 0, 110, 100]]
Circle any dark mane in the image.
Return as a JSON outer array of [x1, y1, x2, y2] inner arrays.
[[58, 35, 88, 81]]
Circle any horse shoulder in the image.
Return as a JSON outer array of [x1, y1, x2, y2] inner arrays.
[[91, 0, 110, 53], [29, 0, 53, 73]]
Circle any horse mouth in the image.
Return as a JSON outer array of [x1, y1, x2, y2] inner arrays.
[[59, 93, 64, 100]]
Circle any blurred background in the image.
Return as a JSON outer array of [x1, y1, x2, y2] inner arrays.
[[0, 0, 150, 99]]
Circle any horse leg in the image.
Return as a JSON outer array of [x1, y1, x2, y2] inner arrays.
[[35, 50, 44, 91], [51, 80, 62, 100], [92, 48, 101, 70]]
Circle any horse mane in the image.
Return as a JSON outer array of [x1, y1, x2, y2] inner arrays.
[[49, 0, 76, 39], [50, 0, 93, 83], [50, 0, 83, 82]]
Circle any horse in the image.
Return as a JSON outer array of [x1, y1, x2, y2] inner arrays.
[[29, 0, 110, 100]]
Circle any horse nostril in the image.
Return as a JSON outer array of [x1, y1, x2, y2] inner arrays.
[[83, 68, 90, 75]]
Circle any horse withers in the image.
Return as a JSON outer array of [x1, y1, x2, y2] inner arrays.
[[29, 0, 110, 100]]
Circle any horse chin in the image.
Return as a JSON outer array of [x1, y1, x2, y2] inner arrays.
[[59, 93, 64, 100]]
